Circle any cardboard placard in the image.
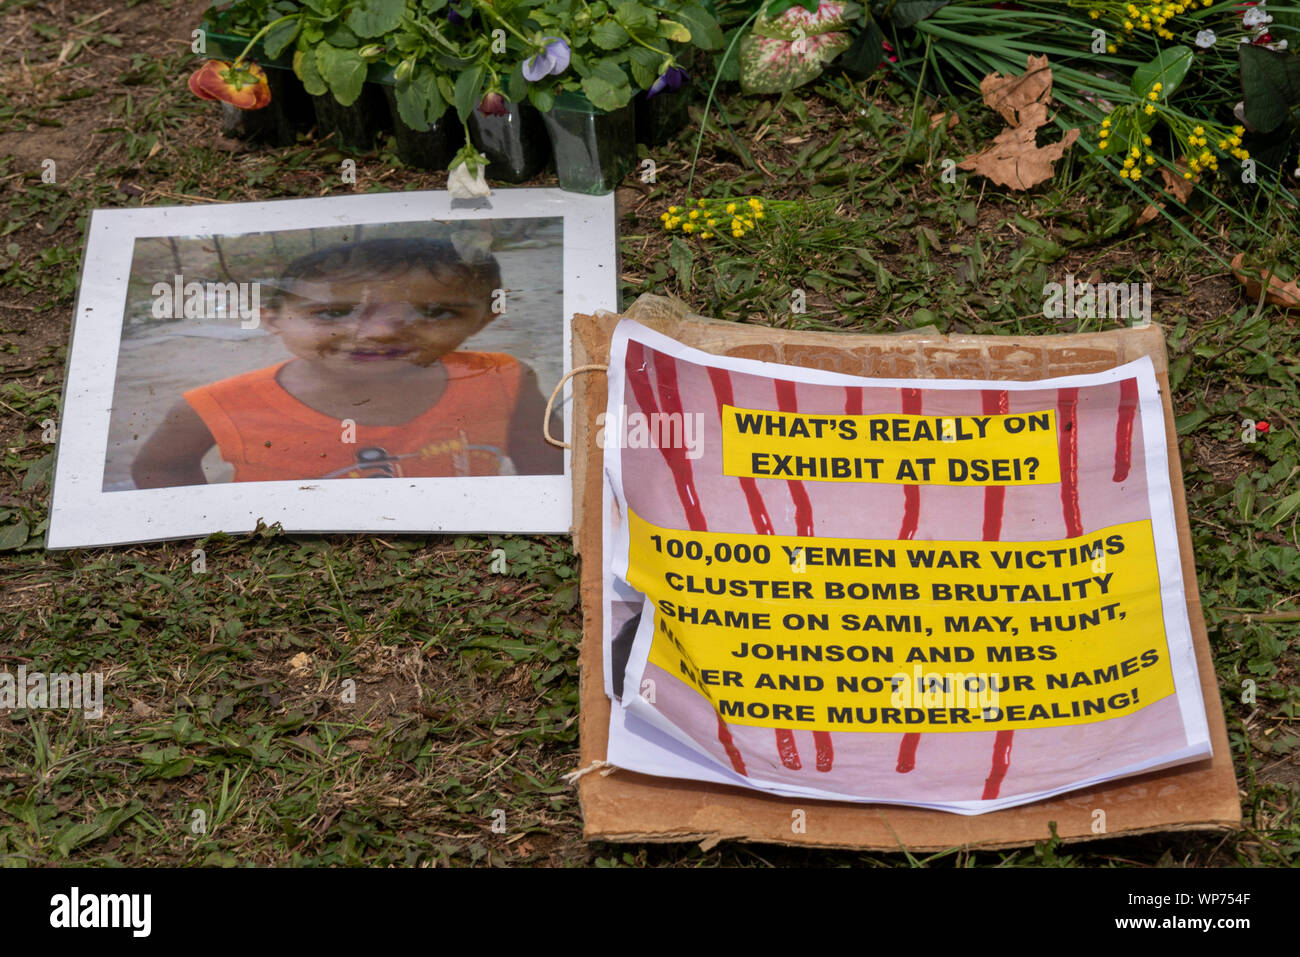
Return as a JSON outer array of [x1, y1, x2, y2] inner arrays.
[[572, 295, 1240, 849]]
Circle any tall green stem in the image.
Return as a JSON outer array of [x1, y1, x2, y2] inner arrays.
[[232, 14, 297, 67]]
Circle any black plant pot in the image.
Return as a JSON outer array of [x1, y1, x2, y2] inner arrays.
[[634, 81, 692, 148], [219, 67, 313, 146], [312, 85, 390, 154], [381, 87, 464, 170], [541, 92, 636, 195], [469, 101, 549, 183]]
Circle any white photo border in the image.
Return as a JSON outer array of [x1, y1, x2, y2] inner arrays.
[[49, 188, 617, 548]]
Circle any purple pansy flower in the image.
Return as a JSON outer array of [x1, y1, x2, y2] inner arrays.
[[447, 5, 465, 24], [647, 66, 688, 98], [522, 38, 571, 82]]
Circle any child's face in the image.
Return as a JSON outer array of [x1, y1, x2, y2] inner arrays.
[[266, 267, 493, 370]]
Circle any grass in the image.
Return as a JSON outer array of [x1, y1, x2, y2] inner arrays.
[[0, 0, 1297, 867]]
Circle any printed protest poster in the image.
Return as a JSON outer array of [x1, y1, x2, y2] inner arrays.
[[48, 188, 616, 547], [601, 319, 1211, 814]]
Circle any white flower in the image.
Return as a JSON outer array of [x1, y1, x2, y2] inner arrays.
[[1243, 6, 1272, 28], [447, 158, 490, 199], [1195, 29, 1216, 48]]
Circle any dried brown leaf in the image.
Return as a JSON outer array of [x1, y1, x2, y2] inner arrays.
[[958, 124, 1080, 191], [1137, 163, 1197, 226], [979, 53, 1055, 126], [1231, 253, 1300, 310], [959, 56, 1079, 191]]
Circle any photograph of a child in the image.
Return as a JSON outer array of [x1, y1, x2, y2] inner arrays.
[[51, 189, 615, 547], [107, 219, 563, 491]]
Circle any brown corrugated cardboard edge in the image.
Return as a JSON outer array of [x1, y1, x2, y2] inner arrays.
[[572, 295, 1240, 851]]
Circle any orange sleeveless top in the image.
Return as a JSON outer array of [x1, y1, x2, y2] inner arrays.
[[183, 352, 523, 481]]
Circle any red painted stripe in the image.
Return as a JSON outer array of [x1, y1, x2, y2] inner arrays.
[[775, 729, 802, 770], [982, 390, 1009, 541], [897, 732, 920, 773], [707, 367, 775, 535], [774, 380, 815, 537], [626, 342, 747, 775], [1057, 388, 1083, 538], [981, 730, 1015, 800], [814, 731, 834, 772], [898, 388, 923, 540], [1113, 377, 1138, 483]]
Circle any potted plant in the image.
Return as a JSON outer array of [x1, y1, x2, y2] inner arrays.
[[193, 0, 722, 192], [518, 0, 723, 192]]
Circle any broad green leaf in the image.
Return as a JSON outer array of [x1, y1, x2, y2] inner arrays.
[[1271, 490, 1300, 528], [675, 2, 723, 49], [0, 522, 28, 551], [315, 42, 367, 105], [437, 74, 456, 106], [507, 62, 528, 103], [322, 21, 359, 47], [591, 19, 630, 50], [264, 18, 300, 59], [627, 45, 660, 90], [1174, 407, 1210, 435], [294, 48, 328, 95], [581, 73, 633, 110], [657, 19, 691, 42], [614, 1, 655, 32], [1131, 45, 1193, 98], [347, 0, 404, 38], [1240, 43, 1300, 133], [528, 85, 555, 113], [889, 0, 950, 27], [668, 237, 693, 293], [395, 66, 446, 131], [454, 63, 486, 122]]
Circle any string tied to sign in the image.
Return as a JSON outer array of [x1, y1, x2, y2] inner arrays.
[[543, 364, 609, 449]]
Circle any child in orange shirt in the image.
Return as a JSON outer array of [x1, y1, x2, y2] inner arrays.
[[132, 237, 562, 488]]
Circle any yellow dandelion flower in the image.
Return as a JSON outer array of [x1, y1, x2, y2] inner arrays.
[[1130, 146, 1142, 157], [1145, 155, 1155, 165], [725, 203, 736, 214], [1123, 158, 1135, 169], [668, 206, 679, 213], [1143, 135, 1152, 145], [1102, 117, 1111, 128], [682, 222, 695, 233], [701, 231, 713, 239], [755, 210, 764, 219], [1144, 104, 1155, 115], [1107, 43, 1117, 52], [1183, 171, 1193, 179]]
